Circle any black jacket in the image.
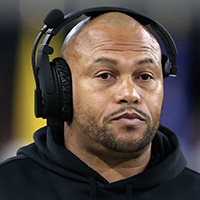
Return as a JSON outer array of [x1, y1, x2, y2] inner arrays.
[[0, 124, 200, 200]]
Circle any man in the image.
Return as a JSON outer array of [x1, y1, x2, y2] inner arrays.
[[61, 12, 163, 182], [0, 10, 200, 200]]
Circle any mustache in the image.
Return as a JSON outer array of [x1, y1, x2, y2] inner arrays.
[[103, 106, 151, 124]]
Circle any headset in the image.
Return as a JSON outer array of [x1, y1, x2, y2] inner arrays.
[[32, 6, 178, 145]]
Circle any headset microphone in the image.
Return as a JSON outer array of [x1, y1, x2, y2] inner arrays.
[[32, 9, 66, 146], [32, 9, 64, 84], [44, 9, 64, 29], [32, 9, 65, 117]]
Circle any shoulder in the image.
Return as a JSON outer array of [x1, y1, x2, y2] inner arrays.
[[172, 167, 200, 197], [0, 154, 50, 199], [0, 154, 34, 177], [181, 167, 200, 182], [0, 152, 47, 182]]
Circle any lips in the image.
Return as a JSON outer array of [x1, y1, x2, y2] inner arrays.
[[111, 112, 145, 126]]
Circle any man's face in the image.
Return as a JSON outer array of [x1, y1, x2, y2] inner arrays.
[[65, 13, 163, 154]]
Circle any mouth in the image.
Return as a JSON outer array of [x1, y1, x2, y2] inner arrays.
[[111, 112, 146, 126]]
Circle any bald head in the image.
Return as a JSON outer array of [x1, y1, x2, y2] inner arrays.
[[60, 12, 161, 65]]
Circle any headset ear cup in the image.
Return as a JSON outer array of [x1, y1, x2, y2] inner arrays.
[[51, 57, 73, 121], [162, 54, 171, 78]]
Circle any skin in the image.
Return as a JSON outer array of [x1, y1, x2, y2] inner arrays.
[[61, 12, 163, 183]]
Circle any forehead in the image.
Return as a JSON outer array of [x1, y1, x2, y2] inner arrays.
[[65, 12, 161, 69]]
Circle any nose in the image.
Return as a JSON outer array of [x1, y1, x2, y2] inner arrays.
[[114, 76, 141, 105]]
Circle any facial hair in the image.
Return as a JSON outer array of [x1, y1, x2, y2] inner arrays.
[[74, 106, 161, 153]]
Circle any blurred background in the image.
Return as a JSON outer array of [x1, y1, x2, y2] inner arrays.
[[0, 0, 200, 172]]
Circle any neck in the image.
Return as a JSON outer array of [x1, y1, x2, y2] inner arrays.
[[85, 145, 152, 182], [64, 124, 152, 183]]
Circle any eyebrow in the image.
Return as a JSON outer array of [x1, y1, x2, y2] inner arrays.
[[93, 57, 118, 65], [136, 57, 156, 66], [91, 56, 157, 70]]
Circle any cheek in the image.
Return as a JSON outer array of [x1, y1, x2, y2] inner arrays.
[[72, 81, 91, 113], [145, 86, 163, 119], [139, 80, 163, 117], [72, 78, 109, 121]]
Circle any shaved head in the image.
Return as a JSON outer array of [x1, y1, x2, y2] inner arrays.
[[60, 12, 161, 65], [60, 17, 91, 56]]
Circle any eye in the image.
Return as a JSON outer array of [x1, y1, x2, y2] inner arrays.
[[97, 73, 112, 79], [140, 74, 153, 80]]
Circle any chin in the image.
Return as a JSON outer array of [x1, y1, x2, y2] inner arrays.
[[97, 127, 155, 153]]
